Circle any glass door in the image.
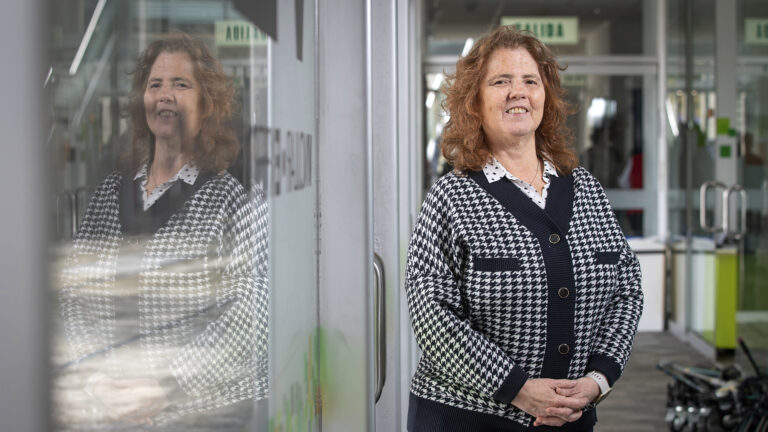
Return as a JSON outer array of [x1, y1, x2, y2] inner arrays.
[[735, 0, 768, 374], [737, 71, 768, 374], [665, 0, 722, 351], [668, 0, 768, 367]]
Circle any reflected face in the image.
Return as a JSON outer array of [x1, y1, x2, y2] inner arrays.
[[478, 48, 545, 149], [144, 51, 202, 146]]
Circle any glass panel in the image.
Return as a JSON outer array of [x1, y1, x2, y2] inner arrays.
[[665, 0, 718, 337], [735, 0, 768, 374], [46, 1, 320, 430]]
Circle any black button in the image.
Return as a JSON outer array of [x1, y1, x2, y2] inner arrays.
[[558, 287, 570, 298], [549, 234, 561, 244], [558, 343, 570, 355]]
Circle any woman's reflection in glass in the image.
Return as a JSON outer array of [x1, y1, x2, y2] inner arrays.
[[59, 32, 268, 431]]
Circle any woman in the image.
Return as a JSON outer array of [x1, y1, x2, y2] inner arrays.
[[60, 32, 268, 429], [405, 27, 642, 431]]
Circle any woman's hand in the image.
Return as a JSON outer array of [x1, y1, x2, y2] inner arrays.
[[511, 378, 585, 427], [554, 377, 601, 409], [91, 377, 170, 424]]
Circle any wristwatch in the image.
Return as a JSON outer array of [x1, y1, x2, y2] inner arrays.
[[586, 371, 612, 404]]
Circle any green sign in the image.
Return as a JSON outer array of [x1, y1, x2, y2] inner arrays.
[[561, 74, 586, 87], [501, 17, 579, 44], [215, 20, 268, 47], [745, 19, 768, 45]]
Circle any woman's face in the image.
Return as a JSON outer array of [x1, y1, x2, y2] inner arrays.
[[144, 51, 202, 147], [478, 47, 545, 150]]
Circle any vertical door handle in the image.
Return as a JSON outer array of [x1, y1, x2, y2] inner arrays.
[[699, 181, 727, 233], [762, 180, 768, 218], [373, 253, 386, 402], [723, 184, 747, 240]]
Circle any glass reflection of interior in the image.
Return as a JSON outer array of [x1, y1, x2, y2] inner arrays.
[[48, 1, 269, 430]]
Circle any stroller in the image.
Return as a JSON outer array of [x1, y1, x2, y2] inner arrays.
[[658, 338, 768, 431]]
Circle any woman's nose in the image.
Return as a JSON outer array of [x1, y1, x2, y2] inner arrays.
[[507, 81, 526, 100], [158, 85, 173, 102]]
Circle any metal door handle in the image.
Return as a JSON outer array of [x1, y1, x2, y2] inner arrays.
[[373, 253, 386, 402], [723, 184, 747, 240], [699, 181, 727, 233]]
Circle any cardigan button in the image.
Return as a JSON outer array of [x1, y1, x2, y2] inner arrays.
[[549, 234, 561, 244], [558, 343, 570, 355], [558, 287, 570, 298]]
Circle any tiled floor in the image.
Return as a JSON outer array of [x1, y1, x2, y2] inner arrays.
[[595, 331, 716, 431]]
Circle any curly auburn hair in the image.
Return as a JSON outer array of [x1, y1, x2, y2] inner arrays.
[[125, 31, 238, 174], [441, 26, 578, 174]]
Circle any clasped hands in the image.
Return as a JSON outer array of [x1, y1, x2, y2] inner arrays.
[[88, 376, 170, 425], [511, 377, 601, 427]]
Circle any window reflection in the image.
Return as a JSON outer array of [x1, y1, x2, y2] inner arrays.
[[52, 32, 268, 431]]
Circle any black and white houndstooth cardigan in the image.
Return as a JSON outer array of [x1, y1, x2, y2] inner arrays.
[[60, 170, 268, 423], [405, 167, 643, 431]]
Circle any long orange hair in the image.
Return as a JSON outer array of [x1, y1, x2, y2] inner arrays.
[[441, 26, 578, 174]]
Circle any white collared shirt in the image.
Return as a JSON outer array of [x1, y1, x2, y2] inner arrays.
[[134, 163, 200, 211], [482, 158, 558, 209]]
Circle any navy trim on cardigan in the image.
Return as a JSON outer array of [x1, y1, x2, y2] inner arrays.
[[493, 364, 529, 404], [119, 170, 215, 236], [586, 353, 623, 386], [468, 171, 577, 380]]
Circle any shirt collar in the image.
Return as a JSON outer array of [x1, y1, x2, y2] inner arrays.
[[134, 162, 199, 186], [482, 157, 558, 184]]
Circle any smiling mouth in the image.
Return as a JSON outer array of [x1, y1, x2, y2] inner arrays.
[[158, 110, 178, 118], [505, 107, 528, 114]]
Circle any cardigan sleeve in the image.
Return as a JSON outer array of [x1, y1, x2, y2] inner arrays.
[[168, 182, 269, 403], [405, 178, 529, 404], [585, 180, 644, 386], [59, 174, 121, 368]]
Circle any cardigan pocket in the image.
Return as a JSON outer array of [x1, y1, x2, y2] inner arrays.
[[594, 251, 621, 265], [473, 256, 521, 272]]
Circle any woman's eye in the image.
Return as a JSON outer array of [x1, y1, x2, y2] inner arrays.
[[175, 82, 189, 88]]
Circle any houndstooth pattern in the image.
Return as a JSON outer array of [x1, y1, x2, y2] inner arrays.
[[405, 167, 642, 427], [60, 171, 269, 423]]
